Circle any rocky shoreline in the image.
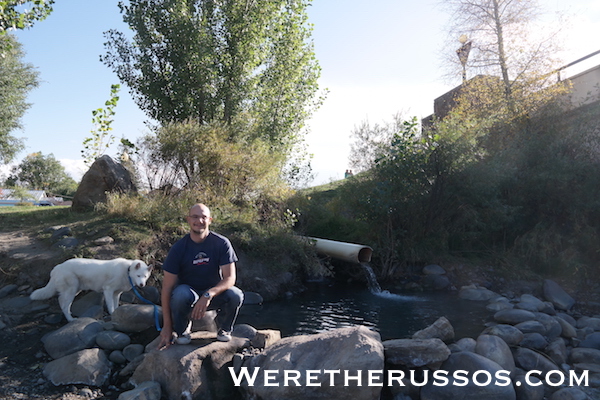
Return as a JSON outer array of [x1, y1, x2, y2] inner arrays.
[[1, 274, 600, 400]]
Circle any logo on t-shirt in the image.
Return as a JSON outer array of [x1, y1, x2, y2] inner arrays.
[[193, 252, 210, 265]]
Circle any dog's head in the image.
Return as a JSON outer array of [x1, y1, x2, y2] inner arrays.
[[129, 260, 152, 287]]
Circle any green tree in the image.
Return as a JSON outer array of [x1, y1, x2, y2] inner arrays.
[[0, 34, 39, 164], [7, 151, 77, 195], [102, 0, 322, 152], [82, 84, 120, 165], [7, 184, 33, 202], [139, 119, 288, 202], [348, 112, 405, 173], [0, 0, 55, 33]]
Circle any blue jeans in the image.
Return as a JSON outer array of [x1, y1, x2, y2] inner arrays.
[[170, 284, 244, 336]]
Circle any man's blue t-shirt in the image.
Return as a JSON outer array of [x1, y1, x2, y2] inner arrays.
[[162, 231, 238, 293]]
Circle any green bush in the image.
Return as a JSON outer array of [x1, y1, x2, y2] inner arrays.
[[293, 101, 600, 281]]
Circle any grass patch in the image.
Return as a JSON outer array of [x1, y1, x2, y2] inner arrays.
[[0, 206, 93, 232]]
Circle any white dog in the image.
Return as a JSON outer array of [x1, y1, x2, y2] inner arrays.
[[30, 258, 152, 321]]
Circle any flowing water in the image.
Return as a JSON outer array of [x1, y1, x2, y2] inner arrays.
[[237, 279, 490, 341]]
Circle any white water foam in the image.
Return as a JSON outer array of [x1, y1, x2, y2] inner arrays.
[[360, 262, 421, 301]]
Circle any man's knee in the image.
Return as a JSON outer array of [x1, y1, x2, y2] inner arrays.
[[231, 286, 244, 306], [222, 286, 244, 306], [171, 284, 197, 308]]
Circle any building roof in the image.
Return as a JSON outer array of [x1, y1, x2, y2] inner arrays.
[[0, 188, 47, 201]]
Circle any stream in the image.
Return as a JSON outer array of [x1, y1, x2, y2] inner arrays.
[[237, 280, 491, 341]]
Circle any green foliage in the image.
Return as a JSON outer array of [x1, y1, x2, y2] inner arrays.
[[99, 190, 326, 278], [102, 0, 322, 153], [6, 151, 77, 195], [496, 104, 600, 274], [138, 119, 291, 204], [0, 0, 54, 33], [294, 99, 600, 281], [7, 184, 32, 202], [0, 34, 38, 164], [348, 112, 404, 173], [441, 76, 572, 151], [82, 84, 120, 166]]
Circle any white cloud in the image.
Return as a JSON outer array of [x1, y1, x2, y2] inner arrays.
[[305, 81, 448, 185], [59, 158, 87, 182], [0, 163, 15, 183]]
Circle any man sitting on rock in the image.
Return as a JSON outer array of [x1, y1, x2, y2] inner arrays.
[[157, 203, 244, 349]]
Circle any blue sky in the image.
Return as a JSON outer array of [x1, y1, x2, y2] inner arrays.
[[6, 0, 600, 185]]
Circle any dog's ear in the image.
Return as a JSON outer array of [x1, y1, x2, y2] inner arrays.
[[134, 262, 141, 270]]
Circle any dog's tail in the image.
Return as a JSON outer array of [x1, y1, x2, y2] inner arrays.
[[30, 281, 57, 300]]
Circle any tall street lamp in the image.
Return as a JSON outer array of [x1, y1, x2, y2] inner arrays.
[[456, 35, 472, 84]]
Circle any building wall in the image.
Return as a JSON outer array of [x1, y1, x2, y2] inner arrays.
[[566, 64, 600, 108]]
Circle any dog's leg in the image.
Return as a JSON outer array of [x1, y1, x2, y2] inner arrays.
[[112, 291, 122, 313], [58, 288, 78, 322], [104, 290, 116, 314]]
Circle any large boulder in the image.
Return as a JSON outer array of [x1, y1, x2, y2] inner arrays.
[[412, 316, 455, 343], [520, 332, 548, 350], [384, 338, 451, 369], [459, 285, 498, 301], [543, 280, 575, 311], [96, 330, 131, 351], [580, 332, 600, 349], [513, 347, 559, 377], [72, 155, 137, 210], [493, 309, 536, 325], [420, 351, 516, 399], [515, 320, 547, 335], [475, 334, 516, 373], [42, 317, 104, 359], [534, 312, 562, 339], [43, 348, 111, 387], [576, 316, 600, 331], [112, 304, 162, 333], [238, 326, 384, 400], [556, 316, 577, 339], [515, 294, 546, 312], [481, 324, 524, 346], [546, 337, 568, 365], [570, 347, 600, 365], [131, 332, 250, 400]]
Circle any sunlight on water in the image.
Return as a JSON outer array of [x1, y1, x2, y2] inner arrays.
[[373, 290, 422, 301], [237, 283, 490, 341], [360, 262, 422, 301]]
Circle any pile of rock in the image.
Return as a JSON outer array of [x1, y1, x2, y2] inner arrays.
[[5, 277, 600, 400]]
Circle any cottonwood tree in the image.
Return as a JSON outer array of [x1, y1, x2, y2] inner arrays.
[[102, 0, 322, 153], [348, 112, 408, 173], [0, 34, 39, 164], [0, 0, 55, 33], [6, 152, 77, 195], [138, 119, 288, 202], [441, 0, 568, 121]]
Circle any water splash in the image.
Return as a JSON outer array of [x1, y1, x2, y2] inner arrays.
[[360, 262, 382, 293], [360, 262, 417, 301]]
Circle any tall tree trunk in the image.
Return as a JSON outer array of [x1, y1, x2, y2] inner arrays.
[[492, 0, 515, 114]]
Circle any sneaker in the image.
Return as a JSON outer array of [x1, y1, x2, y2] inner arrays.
[[175, 333, 191, 345], [217, 330, 232, 342]]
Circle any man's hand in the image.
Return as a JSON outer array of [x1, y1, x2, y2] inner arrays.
[[191, 296, 210, 320], [157, 327, 173, 350]]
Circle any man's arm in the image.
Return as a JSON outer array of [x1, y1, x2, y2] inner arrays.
[[208, 262, 236, 297], [157, 270, 178, 349], [190, 262, 236, 320]]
